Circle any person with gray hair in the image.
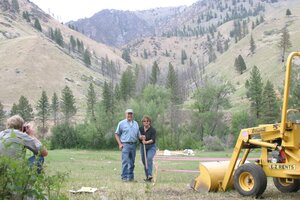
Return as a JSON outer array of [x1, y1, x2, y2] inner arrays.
[[0, 115, 48, 162], [115, 109, 143, 182]]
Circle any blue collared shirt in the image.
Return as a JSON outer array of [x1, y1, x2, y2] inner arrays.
[[115, 119, 140, 143]]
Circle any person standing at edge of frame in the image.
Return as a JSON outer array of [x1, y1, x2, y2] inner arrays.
[[139, 115, 156, 182], [115, 109, 143, 182]]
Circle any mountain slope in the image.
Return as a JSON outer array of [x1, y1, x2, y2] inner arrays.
[[2, 0, 300, 117], [69, 9, 155, 47], [122, 0, 300, 111], [0, 0, 127, 115], [204, 0, 300, 111]]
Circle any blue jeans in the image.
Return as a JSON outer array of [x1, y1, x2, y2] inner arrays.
[[28, 155, 44, 174], [121, 143, 136, 180], [140, 144, 156, 178]]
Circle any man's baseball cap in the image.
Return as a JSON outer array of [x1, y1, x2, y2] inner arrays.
[[125, 109, 134, 114]]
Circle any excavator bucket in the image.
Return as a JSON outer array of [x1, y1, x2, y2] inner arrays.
[[191, 161, 234, 192]]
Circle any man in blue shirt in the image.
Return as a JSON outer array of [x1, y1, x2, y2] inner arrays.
[[115, 109, 141, 182]]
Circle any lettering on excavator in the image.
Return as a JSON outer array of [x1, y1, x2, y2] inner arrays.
[[251, 127, 266, 134], [269, 164, 296, 170]]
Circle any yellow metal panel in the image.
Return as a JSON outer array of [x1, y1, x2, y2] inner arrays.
[[248, 139, 277, 149], [262, 162, 300, 178], [193, 161, 232, 192], [285, 149, 300, 162], [282, 124, 300, 149], [247, 124, 281, 141], [221, 134, 244, 191]]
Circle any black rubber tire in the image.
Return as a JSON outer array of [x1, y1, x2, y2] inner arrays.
[[233, 163, 267, 197], [273, 177, 300, 193]]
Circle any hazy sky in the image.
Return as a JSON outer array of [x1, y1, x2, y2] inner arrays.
[[30, 0, 199, 22]]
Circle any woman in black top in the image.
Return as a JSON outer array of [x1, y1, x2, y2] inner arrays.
[[139, 115, 156, 182]]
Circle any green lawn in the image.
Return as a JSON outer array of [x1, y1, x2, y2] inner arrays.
[[44, 149, 300, 200]]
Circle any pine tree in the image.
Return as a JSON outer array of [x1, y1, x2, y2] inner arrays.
[[12, 0, 19, 13], [233, 20, 242, 41], [165, 50, 170, 57], [51, 93, 59, 125], [17, 96, 34, 122], [249, 34, 256, 54], [216, 39, 223, 53], [261, 80, 279, 123], [143, 49, 148, 59], [54, 28, 64, 47], [181, 50, 187, 64], [278, 26, 292, 62], [239, 56, 247, 73], [36, 91, 49, 137], [234, 57, 240, 74], [76, 39, 83, 53], [48, 27, 54, 40], [114, 83, 121, 101], [234, 55, 247, 74], [246, 66, 263, 120], [242, 20, 248, 37], [10, 103, 18, 116], [120, 68, 134, 101], [102, 81, 113, 113], [61, 86, 77, 124], [70, 35, 76, 51], [2, 0, 10, 11], [86, 82, 97, 121], [22, 11, 31, 22], [0, 102, 5, 129], [286, 9, 292, 17], [150, 61, 160, 85], [260, 16, 264, 23], [207, 42, 216, 63], [121, 49, 132, 64], [224, 39, 229, 51], [83, 49, 91, 66], [34, 18, 42, 32], [166, 62, 179, 104]]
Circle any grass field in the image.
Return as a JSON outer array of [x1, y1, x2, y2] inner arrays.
[[44, 149, 300, 200]]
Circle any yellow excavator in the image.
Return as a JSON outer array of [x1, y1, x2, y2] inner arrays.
[[191, 52, 300, 197]]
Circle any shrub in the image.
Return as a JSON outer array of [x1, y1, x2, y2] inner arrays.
[[0, 156, 68, 199], [75, 123, 105, 149], [203, 135, 225, 151], [51, 124, 78, 149], [181, 134, 202, 150]]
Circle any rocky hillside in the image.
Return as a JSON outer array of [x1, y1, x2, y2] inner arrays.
[[68, 0, 268, 47], [2, 0, 300, 117], [122, 0, 270, 76], [0, 0, 128, 115], [67, 0, 282, 85], [123, 0, 300, 111], [69, 9, 155, 47], [68, 6, 189, 47]]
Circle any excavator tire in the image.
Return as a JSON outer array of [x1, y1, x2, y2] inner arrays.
[[273, 177, 300, 193], [233, 163, 267, 197]]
